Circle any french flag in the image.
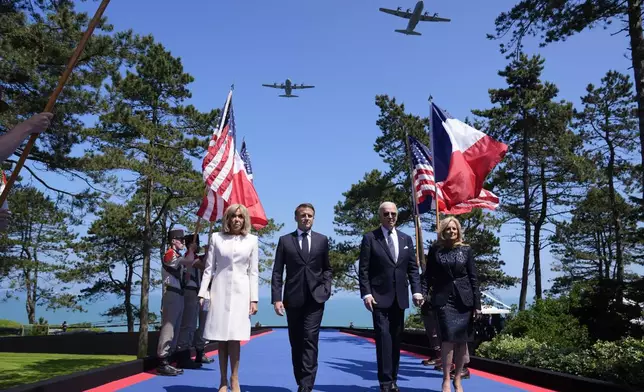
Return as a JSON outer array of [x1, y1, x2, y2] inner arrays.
[[431, 102, 507, 211]]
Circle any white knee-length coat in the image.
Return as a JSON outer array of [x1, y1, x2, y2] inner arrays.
[[198, 232, 259, 341]]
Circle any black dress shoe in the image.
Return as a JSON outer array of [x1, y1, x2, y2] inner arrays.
[[391, 381, 400, 391], [297, 387, 312, 392], [195, 350, 214, 364], [450, 367, 470, 379], [156, 358, 180, 376], [176, 350, 202, 369]]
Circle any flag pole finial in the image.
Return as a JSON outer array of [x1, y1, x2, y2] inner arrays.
[[231, 83, 235, 91]]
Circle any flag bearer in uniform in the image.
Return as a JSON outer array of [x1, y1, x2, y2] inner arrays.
[[193, 244, 214, 364], [156, 228, 198, 376], [175, 233, 204, 369]]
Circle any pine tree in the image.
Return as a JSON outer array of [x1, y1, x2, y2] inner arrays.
[[575, 70, 640, 298], [489, 0, 644, 202], [65, 202, 151, 332], [1, 0, 133, 203], [473, 54, 583, 308], [0, 186, 81, 323], [84, 36, 217, 358]]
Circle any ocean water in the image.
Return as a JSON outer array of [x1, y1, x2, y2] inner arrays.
[[1, 293, 387, 331], [2, 290, 521, 332]]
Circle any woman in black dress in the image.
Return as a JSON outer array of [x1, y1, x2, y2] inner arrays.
[[424, 217, 481, 392]]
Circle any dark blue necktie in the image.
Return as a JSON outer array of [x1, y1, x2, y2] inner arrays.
[[301, 232, 309, 259]]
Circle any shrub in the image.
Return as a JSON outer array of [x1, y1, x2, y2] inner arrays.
[[478, 335, 644, 389], [502, 297, 589, 350]]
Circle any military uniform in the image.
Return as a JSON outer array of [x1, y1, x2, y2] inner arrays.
[[156, 229, 197, 376], [175, 234, 203, 369], [193, 252, 214, 364]]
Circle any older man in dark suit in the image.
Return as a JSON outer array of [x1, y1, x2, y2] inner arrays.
[[359, 201, 423, 392], [271, 203, 333, 392]]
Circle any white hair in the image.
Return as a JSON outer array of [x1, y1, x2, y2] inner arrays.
[[378, 201, 397, 214]]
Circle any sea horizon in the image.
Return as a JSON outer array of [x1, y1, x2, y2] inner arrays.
[[1, 290, 522, 332]]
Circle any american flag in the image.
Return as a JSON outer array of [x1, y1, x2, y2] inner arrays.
[[240, 140, 253, 181], [202, 91, 236, 199], [409, 135, 441, 214], [408, 135, 499, 215], [197, 90, 235, 222]]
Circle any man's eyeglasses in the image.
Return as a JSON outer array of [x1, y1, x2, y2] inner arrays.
[[383, 212, 397, 217]]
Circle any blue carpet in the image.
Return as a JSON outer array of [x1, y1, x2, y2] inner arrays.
[[117, 329, 538, 391]]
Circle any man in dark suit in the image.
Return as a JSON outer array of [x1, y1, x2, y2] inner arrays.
[[271, 203, 333, 392], [359, 201, 423, 392]]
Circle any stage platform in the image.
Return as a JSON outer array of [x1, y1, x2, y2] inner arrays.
[[87, 329, 553, 392]]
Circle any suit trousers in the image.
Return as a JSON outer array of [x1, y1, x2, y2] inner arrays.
[[157, 290, 184, 358], [285, 295, 325, 389], [176, 289, 199, 352], [193, 306, 208, 351], [372, 299, 404, 386], [422, 310, 442, 350]]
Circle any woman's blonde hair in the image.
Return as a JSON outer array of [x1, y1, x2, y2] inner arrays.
[[222, 204, 251, 235], [437, 216, 465, 247]]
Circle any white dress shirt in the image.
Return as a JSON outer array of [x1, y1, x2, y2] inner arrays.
[[297, 228, 312, 252], [363, 225, 423, 302], [381, 225, 398, 262]]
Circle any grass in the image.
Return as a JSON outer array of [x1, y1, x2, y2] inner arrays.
[[0, 352, 136, 389]]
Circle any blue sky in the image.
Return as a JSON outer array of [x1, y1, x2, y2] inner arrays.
[[2, 1, 637, 324]]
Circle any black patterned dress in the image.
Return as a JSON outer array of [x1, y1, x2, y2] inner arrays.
[[435, 247, 475, 343]]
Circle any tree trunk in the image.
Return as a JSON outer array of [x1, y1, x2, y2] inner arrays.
[[125, 263, 134, 333], [594, 231, 604, 280], [627, 0, 644, 202], [607, 136, 624, 301], [533, 163, 547, 300], [519, 129, 532, 311], [137, 177, 153, 359], [24, 269, 35, 324]]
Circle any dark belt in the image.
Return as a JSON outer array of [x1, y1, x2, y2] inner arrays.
[[166, 285, 184, 296], [184, 286, 198, 292]]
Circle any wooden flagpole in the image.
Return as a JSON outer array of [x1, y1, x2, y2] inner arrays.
[[404, 129, 424, 268], [0, 0, 111, 206], [428, 95, 441, 236]]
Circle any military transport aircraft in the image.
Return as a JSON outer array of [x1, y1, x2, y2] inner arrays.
[[379, 0, 450, 36], [262, 79, 314, 98]]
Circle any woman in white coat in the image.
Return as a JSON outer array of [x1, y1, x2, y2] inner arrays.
[[198, 204, 259, 392]]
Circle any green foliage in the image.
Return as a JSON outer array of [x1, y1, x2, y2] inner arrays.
[[550, 188, 639, 293], [490, 0, 644, 209], [458, 209, 519, 290], [473, 53, 586, 308], [0, 186, 83, 324], [61, 201, 150, 332], [478, 335, 644, 389], [489, 0, 624, 57], [573, 70, 640, 287], [0, 319, 22, 337], [0, 0, 134, 205], [254, 219, 285, 283], [329, 239, 361, 292], [404, 308, 424, 330], [0, 319, 20, 328], [567, 281, 644, 342], [83, 35, 218, 358], [502, 297, 590, 350]]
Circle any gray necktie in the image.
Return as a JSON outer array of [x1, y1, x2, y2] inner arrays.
[[387, 230, 396, 262]]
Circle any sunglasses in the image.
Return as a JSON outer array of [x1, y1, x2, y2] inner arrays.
[[383, 212, 397, 217]]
